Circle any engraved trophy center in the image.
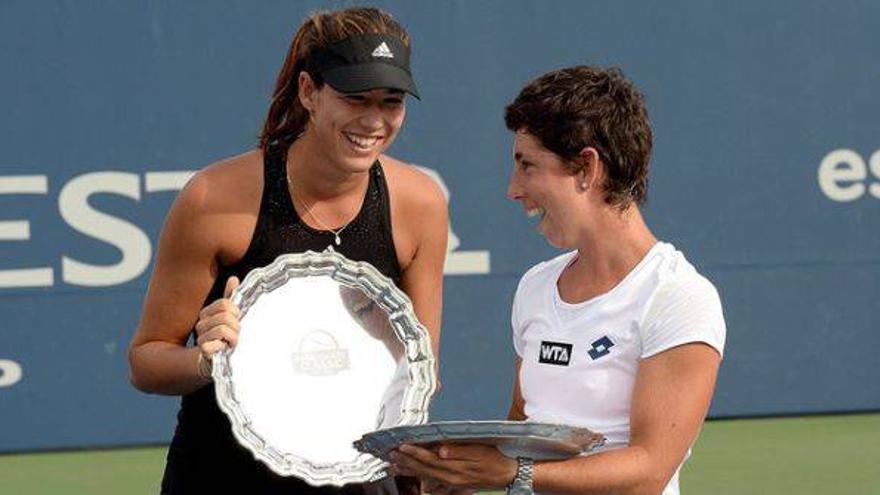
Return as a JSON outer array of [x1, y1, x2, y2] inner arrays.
[[292, 329, 351, 376]]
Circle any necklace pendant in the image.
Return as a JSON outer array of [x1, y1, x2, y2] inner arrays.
[[334, 234, 341, 246]]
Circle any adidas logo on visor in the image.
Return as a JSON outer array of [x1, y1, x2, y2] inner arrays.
[[371, 42, 394, 58]]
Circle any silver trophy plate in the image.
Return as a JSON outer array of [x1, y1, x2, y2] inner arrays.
[[355, 420, 606, 460], [212, 249, 436, 486]]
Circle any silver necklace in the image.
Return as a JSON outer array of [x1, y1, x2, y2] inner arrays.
[[286, 174, 355, 246]]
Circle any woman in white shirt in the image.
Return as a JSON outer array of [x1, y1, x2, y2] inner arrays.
[[390, 66, 726, 495]]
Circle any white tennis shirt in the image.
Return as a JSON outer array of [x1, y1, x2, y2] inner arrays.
[[512, 242, 726, 495]]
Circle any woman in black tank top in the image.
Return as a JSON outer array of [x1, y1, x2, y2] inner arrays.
[[160, 145, 402, 494], [129, 7, 447, 495]]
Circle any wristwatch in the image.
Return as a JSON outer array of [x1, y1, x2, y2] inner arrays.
[[506, 456, 535, 495]]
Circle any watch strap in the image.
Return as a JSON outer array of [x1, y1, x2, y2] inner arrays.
[[506, 456, 534, 495]]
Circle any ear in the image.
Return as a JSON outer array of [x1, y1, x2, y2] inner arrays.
[[576, 147, 602, 191], [297, 71, 318, 113]]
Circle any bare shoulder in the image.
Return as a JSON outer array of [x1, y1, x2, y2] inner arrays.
[[379, 154, 447, 210], [176, 149, 263, 213], [162, 149, 263, 263], [379, 155, 448, 268]]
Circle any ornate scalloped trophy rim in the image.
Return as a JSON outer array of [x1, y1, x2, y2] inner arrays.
[[212, 248, 436, 487]]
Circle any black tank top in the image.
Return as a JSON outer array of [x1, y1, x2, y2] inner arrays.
[[161, 145, 402, 494]]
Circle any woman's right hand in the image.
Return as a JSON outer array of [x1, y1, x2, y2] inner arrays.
[[194, 277, 241, 374]]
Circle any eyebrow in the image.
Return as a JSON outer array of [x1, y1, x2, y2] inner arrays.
[[342, 89, 405, 97]]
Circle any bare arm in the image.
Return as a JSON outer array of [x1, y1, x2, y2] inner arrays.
[[380, 160, 449, 495], [127, 167, 247, 395], [531, 343, 721, 494], [395, 170, 449, 360], [507, 358, 527, 421]]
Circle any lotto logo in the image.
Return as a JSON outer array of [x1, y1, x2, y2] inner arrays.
[[539, 341, 573, 366], [587, 336, 615, 360]]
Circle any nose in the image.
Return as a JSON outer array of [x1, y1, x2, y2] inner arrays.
[[358, 106, 383, 130], [506, 170, 523, 201]]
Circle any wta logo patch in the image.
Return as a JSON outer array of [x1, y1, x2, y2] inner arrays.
[[587, 336, 615, 360], [539, 341, 573, 366]]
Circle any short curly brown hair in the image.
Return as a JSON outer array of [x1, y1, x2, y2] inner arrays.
[[504, 66, 652, 208]]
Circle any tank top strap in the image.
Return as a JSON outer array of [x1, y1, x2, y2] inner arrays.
[[262, 144, 292, 213], [370, 162, 400, 280]]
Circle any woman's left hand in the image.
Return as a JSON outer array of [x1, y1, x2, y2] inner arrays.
[[389, 443, 518, 491]]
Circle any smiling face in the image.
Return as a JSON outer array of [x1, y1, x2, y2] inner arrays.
[[507, 131, 592, 248], [300, 73, 407, 173]]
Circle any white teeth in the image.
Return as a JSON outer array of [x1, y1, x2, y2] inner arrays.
[[526, 207, 544, 218], [344, 132, 381, 150]]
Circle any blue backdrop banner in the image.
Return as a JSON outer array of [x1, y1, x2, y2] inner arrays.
[[1, 0, 878, 452]]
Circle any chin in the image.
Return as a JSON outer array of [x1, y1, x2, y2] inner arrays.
[[344, 155, 379, 172], [334, 149, 378, 172], [339, 144, 386, 170], [545, 238, 569, 249], [540, 230, 565, 249], [542, 229, 573, 250]]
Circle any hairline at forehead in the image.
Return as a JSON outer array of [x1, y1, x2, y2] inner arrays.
[[323, 85, 407, 97], [513, 129, 545, 149], [513, 131, 557, 161]]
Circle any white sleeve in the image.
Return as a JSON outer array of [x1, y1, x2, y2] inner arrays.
[[639, 272, 726, 359]]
